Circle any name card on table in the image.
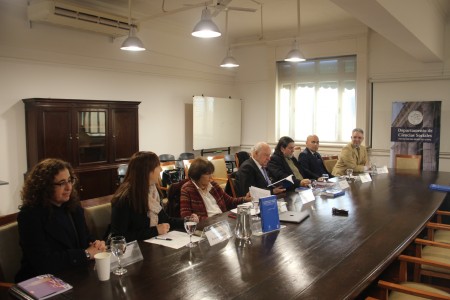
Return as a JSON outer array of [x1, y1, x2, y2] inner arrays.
[[203, 220, 233, 246], [338, 179, 350, 190], [296, 188, 315, 204], [359, 173, 372, 183], [110, 240, 143, 269]]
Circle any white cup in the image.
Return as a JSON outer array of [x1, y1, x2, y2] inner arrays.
[[94, 252, 111, 281]]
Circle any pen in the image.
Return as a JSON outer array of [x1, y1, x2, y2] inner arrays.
[[155, 237, 172, 241]]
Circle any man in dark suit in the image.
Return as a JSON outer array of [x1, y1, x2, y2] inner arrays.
[[235, 142, 286, 197], [298, 135, 333, 180]]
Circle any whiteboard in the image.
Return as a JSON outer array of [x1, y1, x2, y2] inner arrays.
[[193, 96, 242, 150]]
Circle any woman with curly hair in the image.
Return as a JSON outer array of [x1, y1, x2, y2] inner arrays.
[[111, 151, 193, 242], [15, 158, 106, 282]]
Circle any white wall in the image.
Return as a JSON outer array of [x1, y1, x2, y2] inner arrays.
[[1, 0, 449, 214]]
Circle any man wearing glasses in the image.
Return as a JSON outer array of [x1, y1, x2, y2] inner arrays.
[[298, 135, 333, 180], [332, 128, 369, 176]]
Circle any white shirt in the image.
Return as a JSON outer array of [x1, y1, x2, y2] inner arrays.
[[192, 181, 223, 217]]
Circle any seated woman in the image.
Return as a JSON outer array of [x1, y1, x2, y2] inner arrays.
[[267, 136, 311, 191], [180, 157, 252, 221], [16, 158, 106, 282], [111, 151, 191, 242]]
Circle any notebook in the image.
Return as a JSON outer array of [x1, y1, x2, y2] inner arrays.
[[278, 210, 310, 224]]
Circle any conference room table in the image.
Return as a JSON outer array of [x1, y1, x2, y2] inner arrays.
[[7, 170, 450, 300]]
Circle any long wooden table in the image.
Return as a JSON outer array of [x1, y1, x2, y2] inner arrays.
[[7, 171, 450, 299]]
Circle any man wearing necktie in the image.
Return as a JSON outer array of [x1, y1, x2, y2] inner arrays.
[[332, 128, 369, 176], [298, 135, 333, 180], [235, 142, 286, 197], [267, 136, 311, 191]]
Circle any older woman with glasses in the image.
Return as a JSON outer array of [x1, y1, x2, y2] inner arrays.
[[16, 158, 106, 282], [180, 157, 252, 221]]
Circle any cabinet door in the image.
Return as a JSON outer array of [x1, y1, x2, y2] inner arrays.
[[111, 108, 138, 162], [40, 108, 73, 163], [75, 109, 108, 166], [77, 168, 116, 200]]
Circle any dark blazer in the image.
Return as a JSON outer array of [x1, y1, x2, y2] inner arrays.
[[235, 158, 271, 197], [111, 197, 183, 242], [298, 148, 333, 180], [16, 204, 92, 282], [267, 151, 303, 191]]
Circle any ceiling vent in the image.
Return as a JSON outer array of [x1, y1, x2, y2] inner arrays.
[[27, 0, 134, 38]]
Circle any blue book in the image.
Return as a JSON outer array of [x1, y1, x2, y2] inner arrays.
[[429, 184, 450, 192], [323, 189, 345, 198], [267, 174, 294, 189], [259, 195, 280, 232]]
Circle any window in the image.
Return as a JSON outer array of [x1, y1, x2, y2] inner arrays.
[[276, 56, 356, 143]]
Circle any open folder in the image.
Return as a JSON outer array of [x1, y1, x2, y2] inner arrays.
[[267, 174, 294, 189]]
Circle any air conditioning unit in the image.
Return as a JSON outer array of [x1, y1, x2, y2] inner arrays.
[[27, 0, 135, 38]]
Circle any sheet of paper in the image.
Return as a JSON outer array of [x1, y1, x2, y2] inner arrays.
[[145, 230, 204, 249], [377, 166, 389, 174], [359, 173, 372, 183], [249, 186, 271, 200]]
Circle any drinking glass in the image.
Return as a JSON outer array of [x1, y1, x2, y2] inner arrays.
[[252, 200, 260, 221], [322, 174, 329, 182], [110, 236, 127, 275], [346, 169, 353, 178], [371, 162, 377, 175], [184, 215, 198, 248]]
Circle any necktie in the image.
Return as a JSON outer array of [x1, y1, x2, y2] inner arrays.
[[261, 167, 271, 185]]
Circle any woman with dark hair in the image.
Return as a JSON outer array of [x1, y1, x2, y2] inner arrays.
[[16, 158, 106, 282], [267, 136, 311, 190], [180, 157, 251, 221], [111, 151, 190, 242]]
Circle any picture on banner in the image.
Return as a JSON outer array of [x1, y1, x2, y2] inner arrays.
[[390, 101, 441, 171]]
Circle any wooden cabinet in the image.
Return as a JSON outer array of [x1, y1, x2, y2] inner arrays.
[[23, 98, 140, 200]]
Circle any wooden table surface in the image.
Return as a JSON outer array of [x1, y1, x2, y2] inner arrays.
[[5, 170, 450, 300]]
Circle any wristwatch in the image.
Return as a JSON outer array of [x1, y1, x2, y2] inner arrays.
[[85, 250, 91, 260]]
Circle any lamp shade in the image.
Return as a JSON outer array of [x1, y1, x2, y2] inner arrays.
[[192, 8, 221, 38], [284, 47, 305, 62], [220, 55, 239, 68], [121, 26, 146, 51]]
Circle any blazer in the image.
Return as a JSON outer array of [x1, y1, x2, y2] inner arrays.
[[298, 148, 333, 180], [267, 151, 303, 191], [332, 143, 368, 176], [16, 204, 92, 282], [235, 158, 271, 197], [111, 197, 183, 242], [180, 180, 246, 220]]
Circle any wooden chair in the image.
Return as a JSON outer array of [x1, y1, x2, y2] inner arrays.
[[322, 155, 338, 174], [377, 255, 450, 299], [413, 237, 450, 283], [395, 154, 422, 171], [0, 212, 21, 287], [209, 157, 228, 189], [225, 172, 238, 198]]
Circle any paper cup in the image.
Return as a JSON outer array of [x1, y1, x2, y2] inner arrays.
[[94, 252, 111, 281]]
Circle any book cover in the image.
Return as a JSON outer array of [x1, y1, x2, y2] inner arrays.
[[14, 274, 72, 300], [259, 195, 280, 233], [323, 189, 345, 198], [267, 174, 294, 189], [429, 184, 450, 192]]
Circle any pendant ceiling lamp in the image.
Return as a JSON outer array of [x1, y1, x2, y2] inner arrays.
[[121, 0, 146, 51], [220, 11, 238, 68], [192, 7, 221, 38], [285, 0, 305, 62]]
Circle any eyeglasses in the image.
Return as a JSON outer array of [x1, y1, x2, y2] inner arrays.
[[53, 177, 77, 188]]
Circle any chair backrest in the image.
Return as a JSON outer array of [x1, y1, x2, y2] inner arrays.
[[225, 172, 238, 198], [395, 154, 422, 171], [167, 178, 189, 218], [159, 154, 176, 162], [83, 203, 112, 240], [176, 153, 195, 169], [117, 164, 128, 184], [293, 146, 302, 160], [235, 151, 250, 168], [210, 158, 228, 189], [0, 212, 21, 283], [322, 155, 338, 174]]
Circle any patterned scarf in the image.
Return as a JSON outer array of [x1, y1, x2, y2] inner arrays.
[[147, 184, 162, 227]]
